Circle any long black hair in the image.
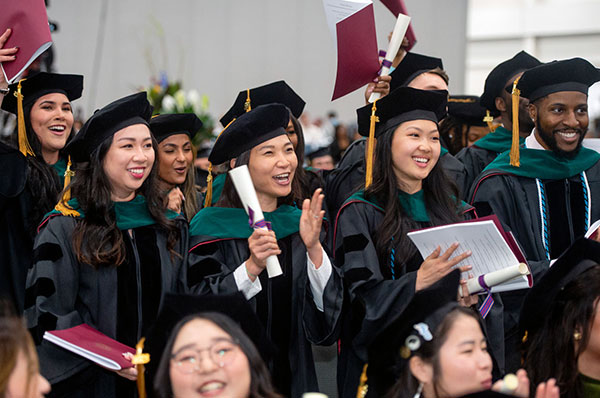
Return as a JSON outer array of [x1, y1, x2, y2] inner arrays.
[[385, 307, 481, 398], [522, 265, 600, 398], [69, 132, 180, 267], [152, 312, 281, 398], [23, 103, 72, 237], [364, 124, 462, 267]]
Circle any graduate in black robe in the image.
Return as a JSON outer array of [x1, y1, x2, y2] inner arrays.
[[468, 57, 600, 374], [24, 93, 189, 398], [334, 87, 478, 398], [325, 52, 468, 216], [187, 104, 343, 398], [456, 51, 541, 195], [205, 80, 323, 208], [0, 72, 83, 314]]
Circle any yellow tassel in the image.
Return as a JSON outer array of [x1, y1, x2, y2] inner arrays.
[[510, 76, 522, 167], [365, 100, 379, 188], [244, 88, 251, 112], [15, 79, 35, 157], [54, 156, 80, 217], [483, 110, 499, 133], [356, 364, 369, 398], [132, 337, 150, 398], [203, 118, 237, 208], [204, 162, 214, 208]]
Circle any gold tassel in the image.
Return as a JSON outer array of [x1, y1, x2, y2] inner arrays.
[[483, 110, 499, 133], [356, 364, 369, 398], [244, 88, 251, 112], [509, 76, 522, 167], [15, 79, 35, 157], [54, 156, 80, 217], [132, 337, 150, 398], [203, 118, 236, 208], [365, 100, 379, 188]]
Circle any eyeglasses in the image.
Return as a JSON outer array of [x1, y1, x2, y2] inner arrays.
[[171, 338, 240, 374]]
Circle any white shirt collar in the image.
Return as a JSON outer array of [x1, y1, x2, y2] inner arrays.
[[524, 128, 547, 151]]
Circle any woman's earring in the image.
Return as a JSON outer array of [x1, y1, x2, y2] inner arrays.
[[574, 331, 582, 341], [413, 382, 424, 398]]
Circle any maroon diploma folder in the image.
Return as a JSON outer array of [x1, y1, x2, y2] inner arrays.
[[0, 0, 53, 83], [44, 324, 135, 370]]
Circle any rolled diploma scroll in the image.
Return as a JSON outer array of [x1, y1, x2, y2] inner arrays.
[[229, 165, 283, 278], [463, 263, 530, 296], [368, 13, 411, 103]]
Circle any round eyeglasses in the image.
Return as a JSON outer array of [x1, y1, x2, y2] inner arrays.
[[171, 338, 240, 373]]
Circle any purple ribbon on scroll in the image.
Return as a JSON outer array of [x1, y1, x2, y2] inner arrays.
[[377, 50, 394, 71], [248, 206, 272, 231], [477, 275, 494, 319]]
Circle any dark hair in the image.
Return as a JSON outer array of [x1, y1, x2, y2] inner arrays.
[[152, 312, 281, 398], [23, 103, 72, 237], [69, 131, 180, 267], [217, 139, 303, 209], [522, 265, 600, 398], [426, 67, 450, 85], [364, 125, 462, 269], [385, 307, 480, 398], [439, 115, 469, 156]]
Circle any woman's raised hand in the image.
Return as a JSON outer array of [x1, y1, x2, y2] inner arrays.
[[415, 243, 472, 291], [165, 187, 184, 214], [246, 229, 280, 279], [0, 29, 18, 85], [300, 188, 326, 267]]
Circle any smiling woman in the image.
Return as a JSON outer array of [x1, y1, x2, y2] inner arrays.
[[334, 87, 484, 398], [0, 72, 83, 315], [24, 93, 189, 398], [150, 113, 203, 220], [187, 104, 343, 397]]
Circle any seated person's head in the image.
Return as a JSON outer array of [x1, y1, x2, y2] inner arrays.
[[0, 314, 50, 398]]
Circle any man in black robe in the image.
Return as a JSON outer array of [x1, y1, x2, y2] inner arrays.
[[468, 57, 600, 374], [456, 51, 541, 195]]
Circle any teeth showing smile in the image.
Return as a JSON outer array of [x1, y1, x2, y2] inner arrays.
[[199, 382, 225, 393], [49, 126, 65, 132], [413, 157, 429, 164], [558, 131, 577, 139], [128, 168, 144, 175], [273, 173, 290, 181]]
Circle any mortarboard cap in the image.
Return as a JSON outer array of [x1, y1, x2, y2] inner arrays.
[[209, 103, 289, 165], [307, 146, 331, 161], [149, 113, 203, 143], [480, 51, 541, 115], [144, 293, 275, 392], [448, 95, 488, 127], [220, 80, 305, 127], [66, 92, 153, 163], [519, 238, 600, 343], [1, 72, 84, 157], [389, 52, 444, 92], [1, 72, 84, 114], [511, 57, 600, 103], [357, 87, 448, 139], [366, 270, 461, 397]]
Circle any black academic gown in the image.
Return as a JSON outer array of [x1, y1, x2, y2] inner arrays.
[[187, 214, 343, 398], [0, 142, 30, 314], [468, 149, 600, 373], [334, 193, 477, 398], [456, 127, 525, 198], [24, 214, 189, 398]]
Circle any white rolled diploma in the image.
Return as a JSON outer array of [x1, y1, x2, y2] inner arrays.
[[228, 165, 283, 278], [368, 13, 411, 103], [462, 263, 530, 296]]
